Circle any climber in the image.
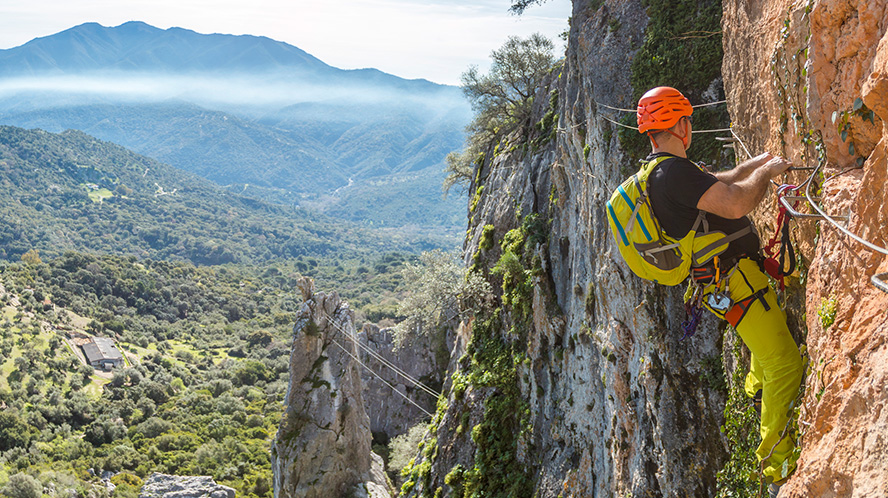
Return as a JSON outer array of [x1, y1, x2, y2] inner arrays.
[[636, 87, 804, 496]]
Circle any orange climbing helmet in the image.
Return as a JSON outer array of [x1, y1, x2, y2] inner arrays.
[[636, 86, 693, 133]]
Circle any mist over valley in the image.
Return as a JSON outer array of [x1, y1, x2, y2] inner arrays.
[[0, 21, 471, 232]]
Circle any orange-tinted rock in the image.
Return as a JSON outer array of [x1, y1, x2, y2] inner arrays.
[[724, 0, 888, 495]]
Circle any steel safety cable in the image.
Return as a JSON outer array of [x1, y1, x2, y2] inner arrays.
[[734, 130, 888, 290], [804, 159, 888, 256], [322, 311, 440, 398], [342, 328, 440, 398], [595, 99, 726, 113], [598, 114, 732, 134], [326, 314, 440, 398], [330, 338, 435, 418]]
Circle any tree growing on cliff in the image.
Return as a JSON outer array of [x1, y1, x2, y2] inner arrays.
[[392, 250, 492, 345], [445, 33, 556, 193]]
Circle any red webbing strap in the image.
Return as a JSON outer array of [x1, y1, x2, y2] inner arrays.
[[763, 184, 799, 290]]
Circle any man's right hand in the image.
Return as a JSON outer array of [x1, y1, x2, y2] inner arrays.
[[762, 154, 793, 177], [699, 152, 794, 219]]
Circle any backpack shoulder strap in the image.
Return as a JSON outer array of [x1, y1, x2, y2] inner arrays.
[[636, 154, 673, 181]]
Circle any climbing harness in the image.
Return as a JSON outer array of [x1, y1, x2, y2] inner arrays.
[[762, 184, 799, 290], [724, 287, 770, 327]]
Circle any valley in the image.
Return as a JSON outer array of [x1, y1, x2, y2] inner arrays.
[[0, 21, 471, 231]]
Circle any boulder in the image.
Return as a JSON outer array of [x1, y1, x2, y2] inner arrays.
[[138, 473, 235, 498]]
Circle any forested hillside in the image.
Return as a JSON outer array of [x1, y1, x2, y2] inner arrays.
[[0, 126, 453, 264], [0, 22, 470, 229], [0, 246, 411, 498]]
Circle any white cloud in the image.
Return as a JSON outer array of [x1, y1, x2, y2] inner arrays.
[[0, 0, 571, 85]]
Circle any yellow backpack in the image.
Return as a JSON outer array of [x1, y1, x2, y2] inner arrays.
[[606, 156, 750, 286]]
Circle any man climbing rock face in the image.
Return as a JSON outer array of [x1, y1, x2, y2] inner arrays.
[[637, 87, 805, 496]]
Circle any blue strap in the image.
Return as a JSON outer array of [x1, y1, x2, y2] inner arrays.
[[607, 201, 629, 246], [617, 185, 653, 242]]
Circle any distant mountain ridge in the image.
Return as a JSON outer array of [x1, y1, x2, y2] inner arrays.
[[0, 21, 445, 91], [0, 22, 469, 229]]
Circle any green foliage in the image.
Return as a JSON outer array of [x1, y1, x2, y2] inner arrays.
[[451, 34, 557, 191], [0, 126, 449, 265], [2, 91, 469, 229], [817, 294, 837, 329], [699, 355, 727, 393], [0, 411, 32, 451], [532, 90, 559, 149], [445, 146, 486, 198], [470, 186, 485, 213], [461, 33, 555, 135], [458, 311, 534, 498], [479, 225, 496, 252], [1, 473, 42, 498], [0, 250, 385, 497], [492, 214, 548, 321], [509, 0, 551, 14], [619, 0, 729, 165], [393, 250, 492, 345], [831, 99, 875, 164], [716, 328, 762, 498]]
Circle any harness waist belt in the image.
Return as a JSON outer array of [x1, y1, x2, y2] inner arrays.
[[724, 287, 770, 327]]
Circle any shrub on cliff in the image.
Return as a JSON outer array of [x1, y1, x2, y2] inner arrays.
[[1, 473, 42, 498], [392, 250, 492, 345]]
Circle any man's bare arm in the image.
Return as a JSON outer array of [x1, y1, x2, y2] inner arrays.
[[697, 154, 792, 219], [714, 153, 773, 184]]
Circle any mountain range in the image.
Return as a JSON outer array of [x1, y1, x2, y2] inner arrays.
[[0, 22, 470, 228]]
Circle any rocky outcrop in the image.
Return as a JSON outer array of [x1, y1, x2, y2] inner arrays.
[[139, 473, 235, 498], [357, 324, 444, 439], [271, 278, 391, 498], [723, 0, 888, 496]]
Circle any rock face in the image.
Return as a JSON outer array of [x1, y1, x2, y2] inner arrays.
[[403, 1, 731, 496], [723, 0, 888, 496], [272, 278, 391, 498], [401, 0, 888, 497], [357, 324, 444, 439], [139, 473, 235, 498]]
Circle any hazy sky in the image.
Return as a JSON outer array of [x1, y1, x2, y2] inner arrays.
[[0, 0, 572, 85]]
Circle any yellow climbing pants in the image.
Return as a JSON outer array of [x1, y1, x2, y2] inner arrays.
[[702, 258, 804, 483]]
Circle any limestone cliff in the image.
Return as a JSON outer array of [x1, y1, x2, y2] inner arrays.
[[271, 279, 391, 498], [400, 0, 887, 497]]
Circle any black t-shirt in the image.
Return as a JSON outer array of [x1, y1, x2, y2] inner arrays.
[[646, 153, 760, 262]]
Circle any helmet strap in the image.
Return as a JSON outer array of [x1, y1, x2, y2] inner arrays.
[[648, 125, 688, 150], [665, 128, 689, 149], [647, 132, 660, 149]]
